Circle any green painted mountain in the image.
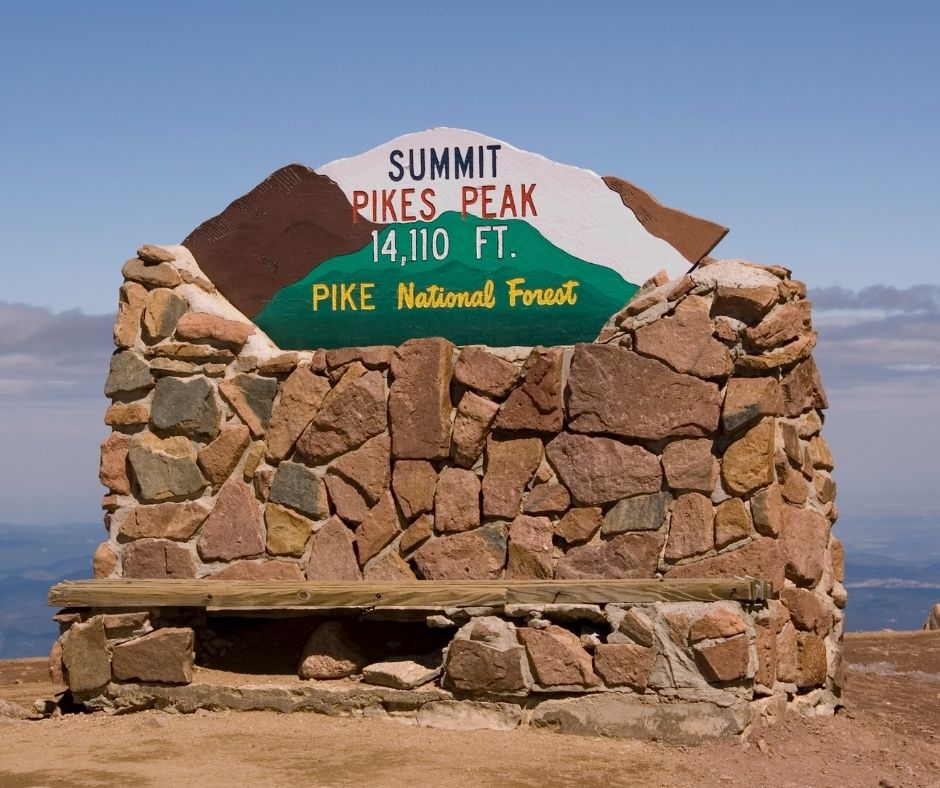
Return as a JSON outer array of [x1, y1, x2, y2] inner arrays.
[[254, 212, 639, 348]]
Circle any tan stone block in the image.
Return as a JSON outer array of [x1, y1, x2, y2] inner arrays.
[[389, 338, 454, 460], [495, 347, 564, 432], [453, 346, 520, 399], [483, 436, 543, 517], [689, 606, 746, 641], [355, 491, 401, 566], [264, 503, 313, 557], [721, 418, 775, 496], [99, 432, 131, 495], [122, 258, 181, 288], [92, 542, 117, 578], [451, 391, 498, 468], [265, 366, 331, 462], [721, 377, 784, 433], [392, 460, 437, 520], [197, 424, 251, 486], [306, 516, 361, 581], [120, 501, 210, 541], [714, 498, 751, 549], [114, 281, 147, 348], [105, 401, 150, 427], [174, 311, 253, 347], [412, 524, 507, 580], [143, 288, 188, 341], [744, 301, 812, 350], [661, 439, 717, 492], [197, 479, 264, 562], [518, 625, 599, 687], [554, 507, 603, 544], [593, 643, 655, 690], [399, 513, 434, 554], [506, 515, 554, 579]]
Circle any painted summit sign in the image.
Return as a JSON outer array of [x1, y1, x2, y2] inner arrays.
[[183, 129, 727, 348]]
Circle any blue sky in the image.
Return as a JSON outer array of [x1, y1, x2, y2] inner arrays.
[[0, 2, 938, 559]]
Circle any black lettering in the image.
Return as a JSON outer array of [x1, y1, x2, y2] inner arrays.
[[388, 149, 404, 182], [454, 146, 474, 179], [487, 144, 501, 178], [430, 148, 449, 180]]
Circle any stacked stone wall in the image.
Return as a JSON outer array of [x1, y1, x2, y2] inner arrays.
[[56, 244, 843, 724]]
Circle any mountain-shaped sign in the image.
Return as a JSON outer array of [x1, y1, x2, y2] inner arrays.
[[183, 129, 726, 348]]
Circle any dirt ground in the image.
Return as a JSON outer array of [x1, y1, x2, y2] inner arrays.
[[1, 631, 938, 788]]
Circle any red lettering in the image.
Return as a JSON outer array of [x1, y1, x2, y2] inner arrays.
[[401, 187, 415, 222], [381, 189, 397, 222], [499, 185, 517, 218], [371, 190, 378, 223], [480, 184, 496, 218], [461, 186, 479, 218], [521, 184, 537, 216], [352, 191, 368, 224], [420, 188, 436, 221]]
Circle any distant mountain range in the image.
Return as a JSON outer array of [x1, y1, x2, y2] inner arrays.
[[0, 522, 97, 659], [0, 523, 935, 659]]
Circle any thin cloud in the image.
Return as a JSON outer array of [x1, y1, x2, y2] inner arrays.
[[811, 284, 940, 313], [0, 302, 113, 403]]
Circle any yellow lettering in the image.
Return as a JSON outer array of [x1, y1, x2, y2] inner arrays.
[[312, 283, 331, 311], [506, 277, 526, 307], [340, 283, 357, 310], [360, 282, 375, 311]]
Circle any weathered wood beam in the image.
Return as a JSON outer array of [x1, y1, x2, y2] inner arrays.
[[48, 578, 773, 609]]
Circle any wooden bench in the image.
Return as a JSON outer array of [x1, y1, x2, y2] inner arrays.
[[48, 577, 773, 610]]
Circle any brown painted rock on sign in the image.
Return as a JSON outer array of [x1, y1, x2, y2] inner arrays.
[[689, 606, 747, 641], [453, 346, 520, 399], [266, 366, 332, 462], [114, 281, 147, 348], [495, 347, 564, 432], [661, 439, 718, 493], [151, 376, 221, 439], [355, 491, 402, 566], [207, 560, 304, 580], [264, 503, 313, 557], [197, 479, 264, 562], [633, 296, 732, 379], [434, 467, 481, 533], [174, 312, 253, 348], [714, 497, 751, 549], [183, 165, 379, 320], [111, 628, 194, 684], [296, 368, 386, 463], [555, 531, 665, 580], [93, 543, 117, 578], [567, 345, 721, 440], [694, 635, 749, 683], [328, 433, 391, 507], [412, 523, 507, 580], [722, 377, 784, 434], [389, 338, 454, 460], [554, 508, 603, 545], [721, 418, 775, 496], [602, 492, 670, 535], [62, 617, 110, 693], [391, 460, 437, 520], [445, 639, 530, 694], [362, 549, 417, 581], [781, 588, 832, 635], [298, 621, 367, 680], [99, 432, 131, 495], [119, 501, 210, 540], [127, 432, 207, 502], [105, 350, 154, 396], [197, 424, 250, 486], [482, 436, 543, 518], [451, 391, 499, 468], [269, 461, 326, 519], [518, 625, 599, 688], [506, 515, 554, 579], [665, 492, 714, 561], [593, 643, 656, 691], [522, 483, 571, 515], [796, 632, 828, 688], [122, 257, 182, 288], [143, 288, 188, 341], [545, 433, 661, 506], [306, 516, 362, 581], [780, 357, 828, 417], [219, 374, 278, 438], [744, 300, 812, 350], [665, 536, 785, 591], [780, 506, 829, 587], [123, 539, 196, 579], [711, 285, 779, 324]]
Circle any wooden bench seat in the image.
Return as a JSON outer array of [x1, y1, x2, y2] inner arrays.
[[48, 577, 773, 610]]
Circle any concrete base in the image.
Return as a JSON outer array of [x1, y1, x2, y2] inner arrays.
[[76, 667, 758, 744]]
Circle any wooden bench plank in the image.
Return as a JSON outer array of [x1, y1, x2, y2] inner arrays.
[[48, 578, 773, 609]]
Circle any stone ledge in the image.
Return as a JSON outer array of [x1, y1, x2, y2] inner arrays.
[[77, 668, 758, 743]]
